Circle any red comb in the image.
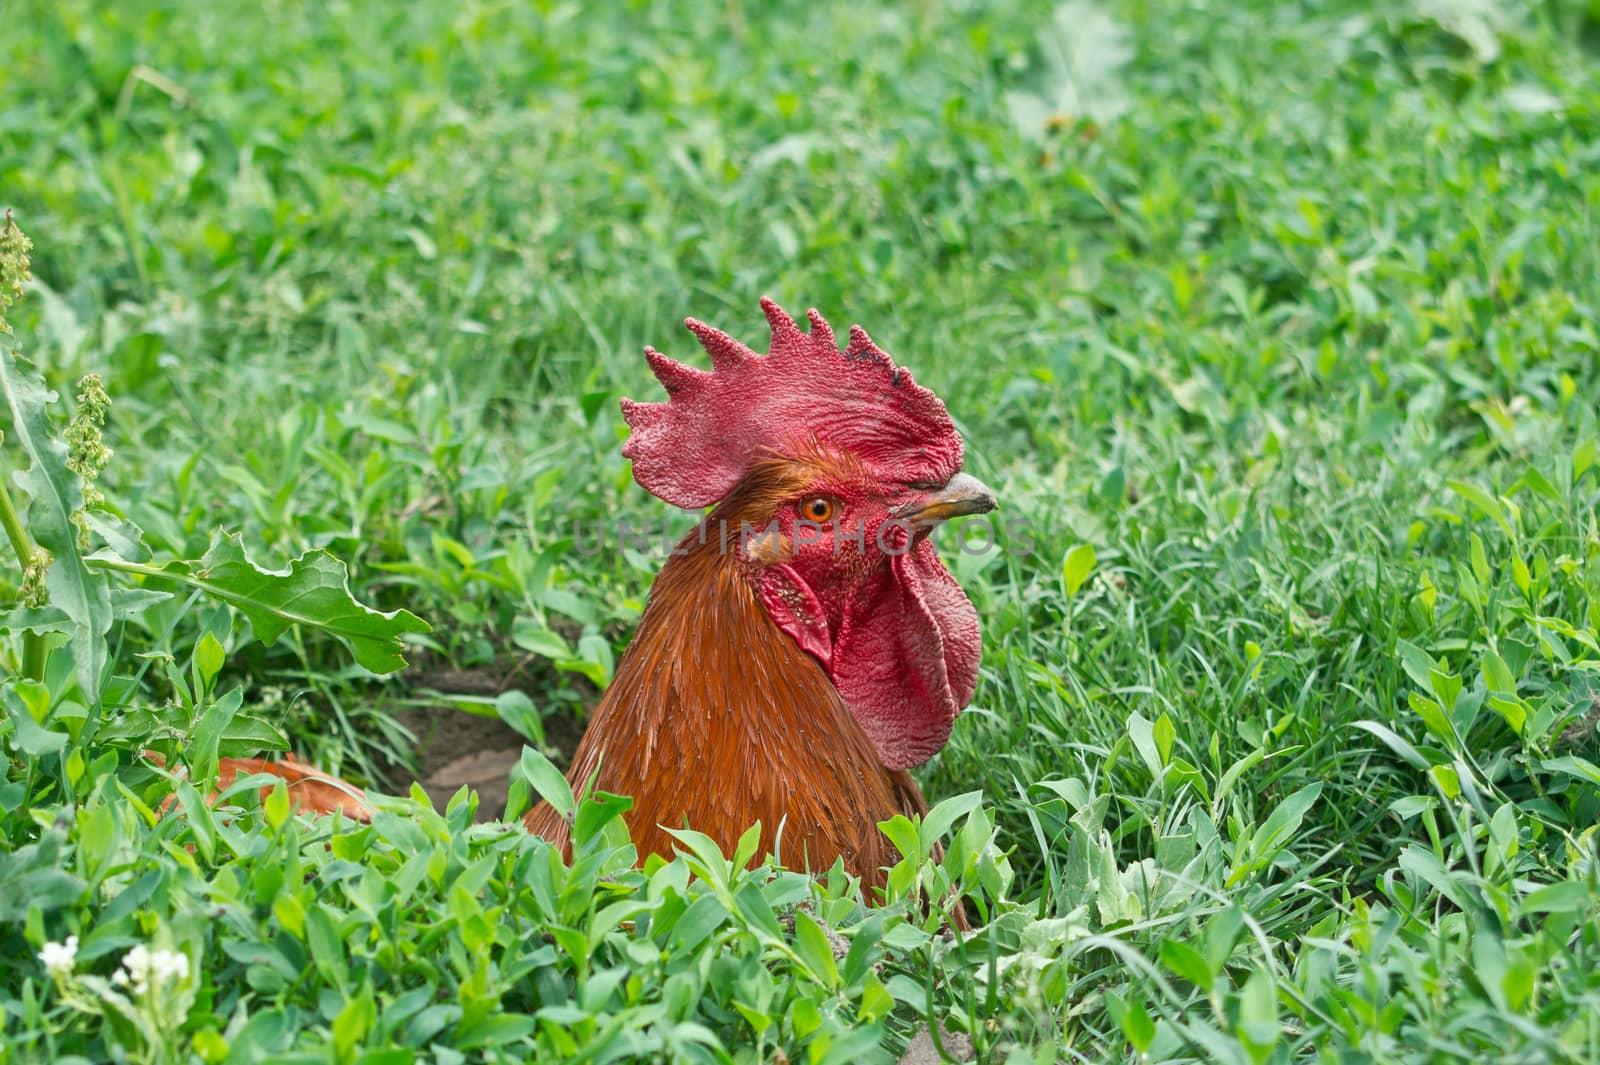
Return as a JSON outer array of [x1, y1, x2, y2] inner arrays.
[[621, 298, 964, 508]]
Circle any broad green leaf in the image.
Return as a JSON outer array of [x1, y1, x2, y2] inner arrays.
[[0, 340, 111, 699], [1395, 640, 1440, 693], [1520, 880, 1590, 916], [1469, 532, 1490, 587], [1574, 437, 1597, 482], [2, 688, 67, 755], [332, 986, 376, 1059], [920, 789, 983, 855], [1205, 904, 1246, 973], [4, 587, 173, 634], [1248, 782, 1322, 859], [456, 1014, 539, 1050], [1239, 966, 1278, 1047], [672, 894, 728, 951], [1428, 669, 1462, 712], [731, 820, 763, 872], [193, 631, 226, 690], [793, 911, 840, 988], [264, 780, 291, 830], [1482, 650, 1517, 695], [1354, 719, 1431, 771], [173, 780, 217, 864], [221, 714, 289, 751], [190, 688, 246, 783], [877, 814, 921, 863], [511, 617, 573, 660], [1488, 695, 1526, 735], [0, 829, 84, 921], [1516, 464, 1561, 503], [1153, 712, 1176, 766], [83, 511, 151, 562], [1160, 937, 1214, 991], [493, 689, 545, 745], [95, 533, 429, 674], [1408, 692, 1457, 748], [1429, 763, 1461, 800], [1447, 480, 1514, 538], [1542, 755, 1600, 787], [517, 746, 574, 821], [1062, 542, 1097, 598], [573, 791, 632, 849], [859, 973, 894, 1023], [1128, 711, 1162, 777], [1119, 993, 1156, 1052]]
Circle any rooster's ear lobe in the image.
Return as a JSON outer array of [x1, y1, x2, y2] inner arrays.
[[757, 565, 831, 668]]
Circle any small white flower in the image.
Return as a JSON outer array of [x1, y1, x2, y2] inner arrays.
[[113, 943, 190, 995], [37, 935, 78, 978]]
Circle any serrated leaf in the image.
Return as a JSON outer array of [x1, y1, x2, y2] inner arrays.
[[200, 534, 428, 672], [109, 533, 429, 673], [0, 340, 111, 699]]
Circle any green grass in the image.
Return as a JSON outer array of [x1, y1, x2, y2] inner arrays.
[[4, 0, 1600, 1060]]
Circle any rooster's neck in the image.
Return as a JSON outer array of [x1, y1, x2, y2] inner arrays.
[[543, 513, 906, 877], [610, 520, 822, 720]]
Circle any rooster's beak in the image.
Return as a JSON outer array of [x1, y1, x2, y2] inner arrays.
[[894, 472, 998, 526]]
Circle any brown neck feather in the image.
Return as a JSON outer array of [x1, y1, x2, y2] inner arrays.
[[527, 484, 911, 882]]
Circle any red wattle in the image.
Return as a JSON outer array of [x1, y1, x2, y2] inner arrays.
[[825, 539, 981, 770]]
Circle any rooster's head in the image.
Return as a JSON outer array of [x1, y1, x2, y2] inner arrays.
[[620, 298, 995, 770]]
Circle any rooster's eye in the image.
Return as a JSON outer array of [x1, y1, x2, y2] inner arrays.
[[800, 497, 836, 523]]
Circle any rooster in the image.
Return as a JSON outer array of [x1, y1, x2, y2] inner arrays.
[[216, 299, 993, 895], [522, 298, 995, 892]]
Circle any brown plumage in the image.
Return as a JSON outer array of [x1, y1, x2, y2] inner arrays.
[[523, 456, 922, 882], [150, 752, 373, 821]]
